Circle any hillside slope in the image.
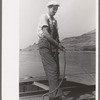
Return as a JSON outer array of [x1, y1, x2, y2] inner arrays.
[[61, 29, 95, 51]]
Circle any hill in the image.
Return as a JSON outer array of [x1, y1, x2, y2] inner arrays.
[[20, 43, 39, 51], [21, 29, 96, 51], [61, 29, 96, 51]]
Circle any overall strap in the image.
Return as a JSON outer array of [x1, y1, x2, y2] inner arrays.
[[47, 17, 59, 43]]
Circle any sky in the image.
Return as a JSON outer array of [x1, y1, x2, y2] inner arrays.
[[20, 0, 96, 49]]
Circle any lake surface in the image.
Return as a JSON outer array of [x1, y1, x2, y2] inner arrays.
[[19, 50, 95, 85]]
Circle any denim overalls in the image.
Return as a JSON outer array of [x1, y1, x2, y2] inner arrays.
[[38, 16, 63, 98]]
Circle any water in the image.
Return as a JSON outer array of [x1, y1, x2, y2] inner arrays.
[[19, 50, 95, 84]]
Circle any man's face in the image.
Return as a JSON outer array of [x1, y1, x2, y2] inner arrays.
[[49, 6, 58, 16]]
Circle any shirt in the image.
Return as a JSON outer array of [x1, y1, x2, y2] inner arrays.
[[37, 13, 58, 38]]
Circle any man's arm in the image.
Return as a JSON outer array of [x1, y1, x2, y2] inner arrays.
[[42, 26, 64, 51]]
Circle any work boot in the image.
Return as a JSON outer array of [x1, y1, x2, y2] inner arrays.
[[49, 97, 58, 100], [57, 95, 69, 100], [49, 95, 69, 100]]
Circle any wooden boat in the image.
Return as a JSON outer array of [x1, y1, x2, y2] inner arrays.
[[19, 76, 95, 100]]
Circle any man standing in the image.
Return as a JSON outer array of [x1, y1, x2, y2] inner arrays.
[[37, 1, 67, 100]]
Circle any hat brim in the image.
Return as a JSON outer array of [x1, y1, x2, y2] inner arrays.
[[47, 4, 60, 7]]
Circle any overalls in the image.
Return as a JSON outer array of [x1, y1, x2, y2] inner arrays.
[[38, 17, 63, 98]]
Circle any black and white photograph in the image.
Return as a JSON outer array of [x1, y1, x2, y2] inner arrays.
[[2, 0, 98, 100], [19, 0, 97, 100]]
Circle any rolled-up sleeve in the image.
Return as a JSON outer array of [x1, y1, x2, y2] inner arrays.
[[37, 14, 48, 38]]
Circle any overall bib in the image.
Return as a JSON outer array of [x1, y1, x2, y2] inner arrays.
[[38, 18, 63, 98]]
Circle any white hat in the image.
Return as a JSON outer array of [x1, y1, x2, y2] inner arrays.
[[47, 1, 60, 7]]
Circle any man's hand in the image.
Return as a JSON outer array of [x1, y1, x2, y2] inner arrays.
[[58, 44, 65, 51]]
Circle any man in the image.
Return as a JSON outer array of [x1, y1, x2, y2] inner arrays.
[[37, 1, 67, 100]]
